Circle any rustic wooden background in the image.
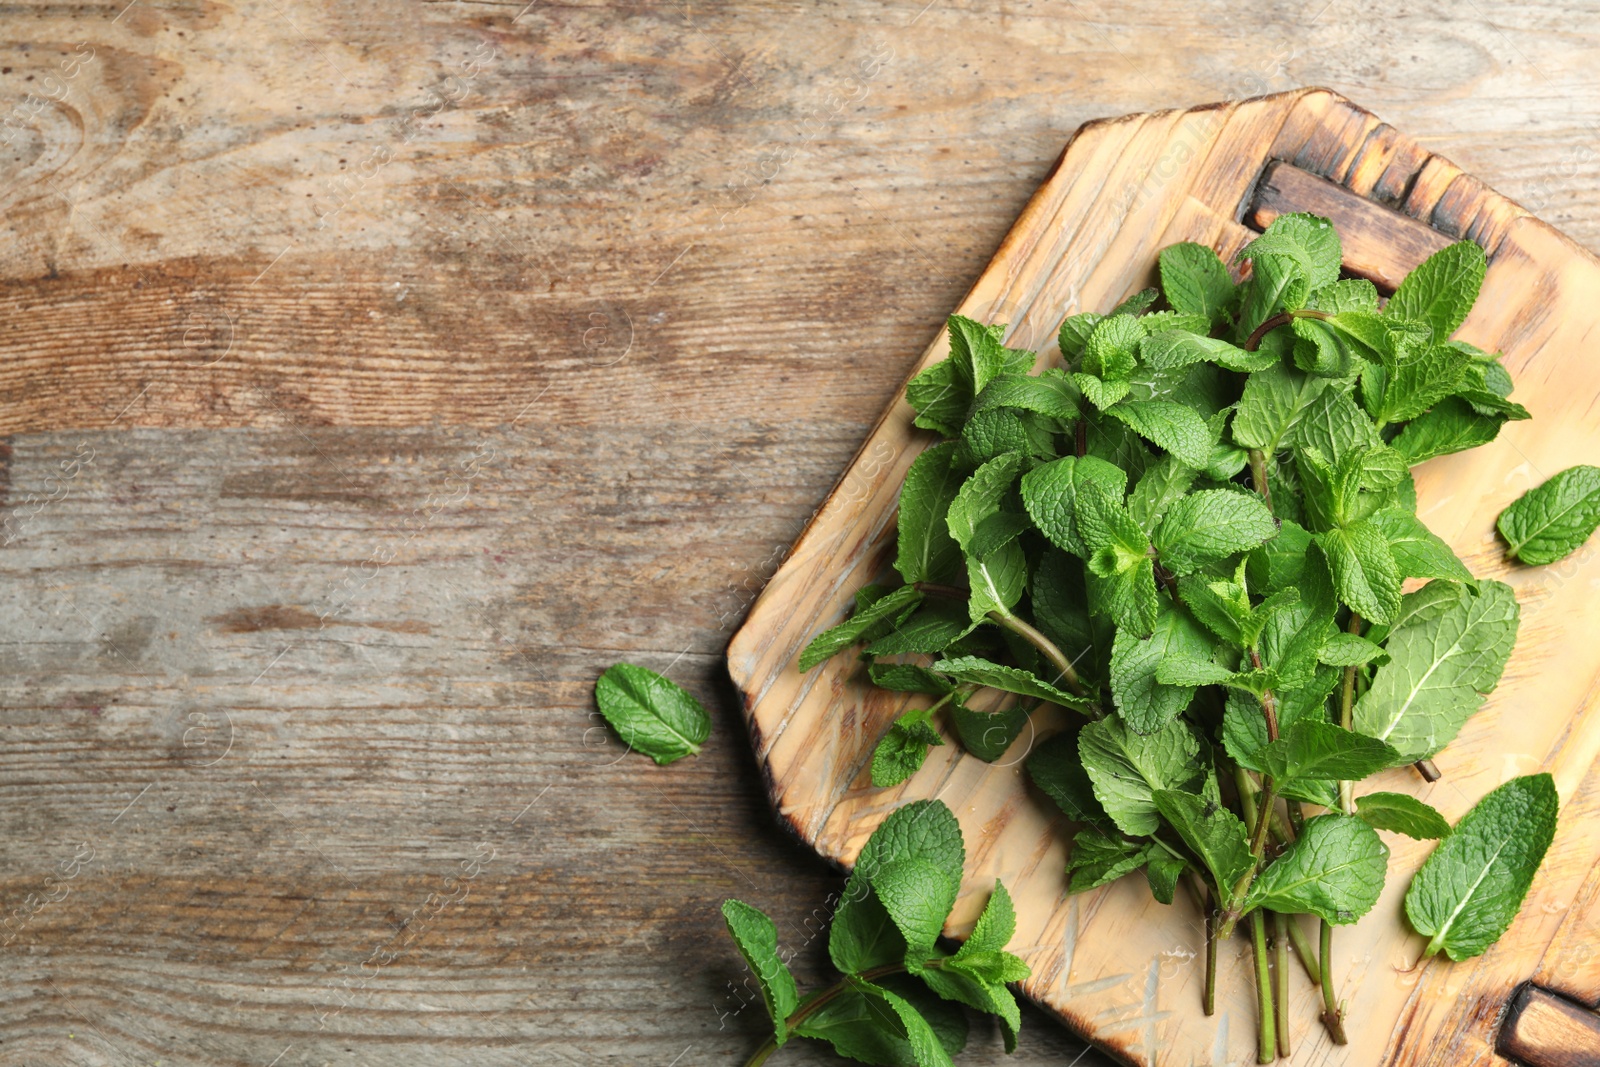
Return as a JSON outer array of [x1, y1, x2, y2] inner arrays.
[[0, 3, 1596, 1065]]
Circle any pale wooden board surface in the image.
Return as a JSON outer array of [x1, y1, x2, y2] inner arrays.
[[729, 89, 1600, 1066], [0, 2, 1598, 1065]]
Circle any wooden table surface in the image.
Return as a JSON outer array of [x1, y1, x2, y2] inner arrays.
[[0, 4, 1596, 1065]]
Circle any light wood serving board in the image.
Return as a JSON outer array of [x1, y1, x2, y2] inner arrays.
[[726, 88, 1600, 1067]]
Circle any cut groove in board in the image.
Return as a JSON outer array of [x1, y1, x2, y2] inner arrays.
[[727, 88, 1600, 1067]]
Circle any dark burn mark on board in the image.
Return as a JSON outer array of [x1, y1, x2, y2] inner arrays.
[[207, 604, 431, 635]]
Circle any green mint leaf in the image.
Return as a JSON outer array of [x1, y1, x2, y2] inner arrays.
[[964, 541, 1028, 623], [1026, 732, 1109, 824], [919, 967, 1022, 1053], [1391, 397, 1507, 464], [1387, 240, 1487, 343], [1128, 456, 1199, 536], [950, 701, 1030, 762], [1152, 488, 1277, 576], [592, 663, 712, 765], [1242, 212, 1343, 290], [955, 880, 1016, 956], [866, 600, 978, 656], [1030, 549, 1102, 677], [1221, 667, 1339, 776], [1368, 507, 1474, 583], [944, 950, 1031, 986], [952, 314, 1034, 394], [1315, 521, 1402, 624], [1496, 464, 1600, 565], [1370, 343, 1470, 426], [1109, 602, 1212, 732], [1244, 813, 1389, 924], [1083, 314, 1146, 380], [1021, 454, 1128, 557], [1141, 331, 1273, 374], [1354, 579, 1519, 761], [1405, 773, 1559, 961], [869, 662, 954, 695], [1237, 251, 1309, 338], [1159, 241, 1235, 325], [1145, 851, 1187, 905], [972, 369, 1081, 421], [1073, 372, 1132, 412], [1085, 559, 1161, 637], [1065, 829, 1153, 893], [1355, 792, 1452, 840], [1316, 631, 1384, 667], [1293, 385, 1382, 467], [1106, 400, 1215, 469], [896, 442, 966, 585], [1151, 790, 1253, 903], [828, 884, 907, 976], [931, 654, 1088, 710], [967, 510, 1033, 559], [871, 708, 944, 788], [1078, 716, 1201, 837], [1258, 720, 1402, 784], [907, 358, 971, 437], [1112, 287, 1160, 317], [1153, 656, 1239, 687], [1310, 277, 1380, 315], [800, 585, 925, 671], [874, 856, 960, 967], [721, 899, 801, 1045], [1231, 364, 1333, 454], [958, 408, 1057, 466], [1058, 312, 1102, 359], [794, 978, 955, 1067], [855, 799, 966, 886], [946, 454, 1027, 553]]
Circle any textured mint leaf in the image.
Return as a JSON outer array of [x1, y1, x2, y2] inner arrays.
[[1152, 489, 1277, 576], [1152, 790, 1253, 903], [1141, 331, 1273, 373], [967, 509, 1032, 559], [1127, 456, 1198, 538], [1106, 400, 1214, 468], [1065, 830, 1153, 893], [1371, 343, 1470, 426], [1293, 385, 1382, 466], [1387, 240, 1487, 343], [800, 585, 925, 671], [972, 369, 1081, 420], [943, 950, 1030, 986], [1496, 465, 1600, 565], [947, 454, 1027, 553], [829, 882, 907, 976], [919, 967, 1022, 1053], [956, 881, 1017, 958], [1222, 673, 1338, 776], [1391, 398, 1507, 464], [722, 899, 800, 1044], [873, 856, 960, 965], [866, 600, 978, 656], [1112, 287, 1160, 317], [1083, 314, 1146, 380], [869, 662, 954, 695], [1406, 773, 1558, 961], [1237, 250, 1309, 337], [1159, 241, 1235, 325], [1317, 631, 1384, 667], [953, 314, 1035, 395], [1153, 656, 1243, 687], [871, 708, 944, 788], [1026, 732, 1108, 824], [1108, 603, 1212, 732], [593, 663, 713, 765], [794, 978, 955, 1067], [1058, 312, 1102, 359], [1241, 212, 1343, 290], [1074, 372, 1132, 411], [1258, 720, 1402, 785], [1244, 813, 1389, 924], [832, 800, 965, 975], [1353, 580, 1519, 761], [965, 541, 1027, 623], [1077, 481, 1151, 567], [1316, 521, 1402, 624], [949, 701, 1030, 762], [896, 442, 966, 585], [931, 655, 1087, 709], [1078, 716, 1201, 837], [1176, 573, 1254, 648], [1368, 507, 1474, 583], [1085, 557, 1160, 637], [1355, 792, 1451, 840], [1145, 852, 1187, 905], [1231, 364, 1333, 453], [907, 359, 971, 438], [1030, 549, 1101, 680], [1020, 454, 1128, 557], [958, 409, 1056, 466]]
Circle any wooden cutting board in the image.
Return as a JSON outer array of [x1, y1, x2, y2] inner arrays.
[[726, 88, 1600, 1067]]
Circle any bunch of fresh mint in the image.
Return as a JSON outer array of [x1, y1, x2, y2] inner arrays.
[[722, 800, 1032, 1067], [797, 214, 1562, 1062]]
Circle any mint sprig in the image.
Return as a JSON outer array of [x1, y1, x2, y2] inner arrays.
[[793, 217, 1570, 1061]]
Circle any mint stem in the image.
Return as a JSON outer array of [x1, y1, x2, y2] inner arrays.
[[1251, 910, 1276, 1064], [1242, 308, 1332, 352], [742, 960, 943, 1067], [1272, 911, 1292, 1058], [1319, 920, 1349, 1044], [1204, 901, 1219, 1016], [1337, 612, 1362, 816], [1415, 757, 1442, 782], [1248, 448, 1275, 516]]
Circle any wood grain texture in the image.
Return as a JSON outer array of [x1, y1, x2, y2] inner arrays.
[[1497, 984, 1600, 1067], [728, 88, 1600, 1066], [1, 2, 1599, 1065]]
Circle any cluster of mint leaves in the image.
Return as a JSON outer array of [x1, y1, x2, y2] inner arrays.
[[797, 214, 1561, 1061], [722, 800, 1031, 1067]]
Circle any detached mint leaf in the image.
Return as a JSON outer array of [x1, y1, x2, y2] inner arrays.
[[1496, 465, 1600, 565], [593, 663, 712, 765], [1152, 489, 1277, 576], [1387, 240, 1487, 343], [1316, 521, 1402, 624], [800, 585, 925, 671], [871, 707, 944, 788], [1355, 792, 1451, 840], [1078, 716, 1201, 837], [1159, 241, 1235, 325], [1152, 790, 1253, 903], [1406, 773, 1559, 961], [1107, 400, 1215, 468], [721, 899, 801, 1044], [1354, 580, 1519, 761], [1244, 813, 1389, 924]]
